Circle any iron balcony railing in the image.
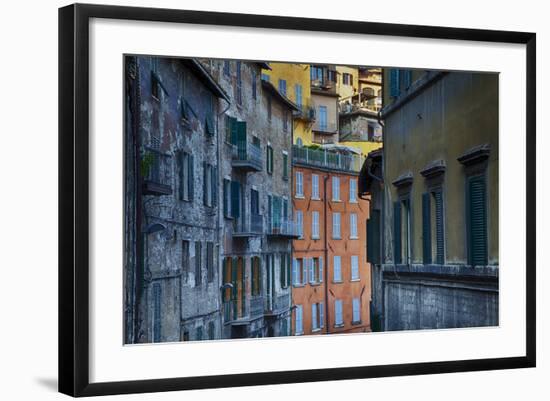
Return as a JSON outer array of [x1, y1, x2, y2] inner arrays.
[[223, 296, 264, 323], [142, 146, 173, 195], [266, 218, 299, 237], [234, 213, 264, 236], [264, 293, 291, 316], [292, 145, 363, 173], [232, 141, 263, 171]]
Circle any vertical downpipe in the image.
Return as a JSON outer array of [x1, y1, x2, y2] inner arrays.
[[323, 175, 330, 333]]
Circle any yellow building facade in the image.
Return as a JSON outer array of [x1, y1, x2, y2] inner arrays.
[[262, 63, 314, 146]]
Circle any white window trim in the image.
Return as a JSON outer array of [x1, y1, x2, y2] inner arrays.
[[350, 213, 359, 239], [295, 305, 304, 335], [312, 211, 320, 239], [333, 255, 342, 283], [349, 179, 358, 203], [295, 171, 304, 198], [332, 176, 341, 202], [351, 255, 360, 281], [352, 298, 361, 324], [332, 212, 341, 239], [311, 174, 320, 200], [334, 299, 344, 327]]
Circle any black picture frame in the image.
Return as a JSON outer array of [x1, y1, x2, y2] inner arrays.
[[59, 3, 536, 397]]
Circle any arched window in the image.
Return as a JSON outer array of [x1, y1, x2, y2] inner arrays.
[[296, 137, 303, 146]]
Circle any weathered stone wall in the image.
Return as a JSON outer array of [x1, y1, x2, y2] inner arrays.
[[383, 265, 498, 331]]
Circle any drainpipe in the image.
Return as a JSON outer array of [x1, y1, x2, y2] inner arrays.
[[323, 175, 330, 333]]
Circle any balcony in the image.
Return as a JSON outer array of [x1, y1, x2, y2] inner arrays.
[[223, 296, 264, 324], [266, 219, 299, 239], [142, 147, 172, 196], [233, 214, 264, 238], [339, 92, 382, 114], [264, 293, 291, 317], [294, 103, 316, 122], [232, 141, 263, 172], [292, 145, 363, 173]]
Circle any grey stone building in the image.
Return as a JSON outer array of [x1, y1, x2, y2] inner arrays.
[[124, 56, 229, 343], [200, 59, 298, 339], [361, 70, 499, 331]]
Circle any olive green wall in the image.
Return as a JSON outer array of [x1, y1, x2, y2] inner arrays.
[[383, 71, 499, 266]]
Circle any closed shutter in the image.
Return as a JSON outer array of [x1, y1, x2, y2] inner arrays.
[[403, 70, 412, 89], [319, 301, 324, 328], [334, 256, 341, 282], [309, 258, 315, 284], [311, 303, 318, 330], [267, 195, 272, 230], [203, 162, 208, 206], [422, 193, 432, 265], [280, 254, 285, 289], [153, 283, 161, 342], [188, 154, 194, 201], [468, 176, 487, 266], [390, 69, 400, 97], [178, 152, 184, 200], [393, 201, 402, 264], [367, 209, 381, 264], [223, 179, 230, 217], [211, 166, 217, 207], [434, 191, 445, 264], [230, 181, 240, 218], [292, 258, 298, 285], [236, 121, 247, 159], [302, 258, 307, 285], [319, 257, 323, 283], [286, 254, 291, 287], [230, 117, 238, 145]]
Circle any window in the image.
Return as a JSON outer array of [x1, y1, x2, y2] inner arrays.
[[311, 303, 319, 331], [181, 240, 189, 276], [267, 96, 272, 121], [223, 178, 232, 218], [308, 257, 323, 284], [230, 181, 241, 219], [296, 210, 304, 239], [206, 242, 214, 282], [205, 94, 216, 136], [282, 152, 288, 179], [296, 137, 303, 146], [332, 212, 341, 239], [178, 152, 194, 201], [295, 84, 303, 108], [394, 198, 411, 265], [203, 163, 217, 207], [279, 253, 291, 289], [319, 301, 324, 328], [152, 283, 161, 342], [278, 79, 287, 96], [333, 255, 342, 282], [350, 213, 358, 239], [295, 305, 303, 335], [312, 211, 320, 239], [236, 61, 242, 105], [312, 174, 320, 199], [292, 258, 304, 286], [295, 171, 304, 197], [266, 145, 273, 174], [351, 255, 359, 281], [352, 298, 361, 323], [223, 60, 230, 76], [332, 176, 340, 201], [467, 175, 487, 266], [319, 105, 328, 131], [225, 115, 235, 144], [208, 322, 215, 340], [252, 70, 257, 100], [343, 73, 353, 85], [283, 110, 288, 132], [349, 179, 358, 202], [251, 256, 261, 296], [334, 300, 343, 327], [194, 242, 202, 286], [422, 189, 445, 265]]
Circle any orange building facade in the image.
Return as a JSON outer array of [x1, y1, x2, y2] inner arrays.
[[291, 149, 371, 335]]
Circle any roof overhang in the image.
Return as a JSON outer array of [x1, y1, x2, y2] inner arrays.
[[182, 59, 230, 102], [261, 80, 299, 111]]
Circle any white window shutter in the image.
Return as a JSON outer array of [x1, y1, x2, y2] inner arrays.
[[292, 258, 298, 285], [319, 257, 323, 283], [302, 259, 307, 285], [309, 258, 314, 284], [319, 302, 324, 328]]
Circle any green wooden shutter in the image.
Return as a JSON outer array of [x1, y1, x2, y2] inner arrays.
[[422, 193, 432, 265], [468, 176, 487, 266], [178, 152, 184, 200], [280, 254, 285, 288], [230, 117, 238, 145], [283, 153, 288, 179], [393, 201, 402, 264], [434, 191, 444, 264], [231, 181, 240, 218], [203, 162, 208, 206], [403, 70, 412, 89], [188, 154, 194, 201], [211, 166, 217, 207], [367, 209, 381, 265], [286, 254, 291, 287], [390, 69, 400, 97]]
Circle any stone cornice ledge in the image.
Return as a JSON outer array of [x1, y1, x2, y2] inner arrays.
[[420, 159, 446, 178], [392, 171, 413, 188], [457, 143, 491, 166]]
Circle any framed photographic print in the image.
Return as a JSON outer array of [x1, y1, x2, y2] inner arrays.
[[58, 3, 536, 397]]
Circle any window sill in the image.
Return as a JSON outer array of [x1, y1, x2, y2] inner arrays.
[[350, 278, 361, 282], [311, 236, 321, 240], [334, 323, 344, 328], [295, 194, 305, 199], [349, 236, 359, 240], [332, 237, 342, 240], [311, 328, 321, 333], [293, 284, 306, 288], [332, 199, 341, 202], [349, 200, 358, 204], [311, 197, 321, 201], [295, 331, 304, 336], [332, 280, 343, 284], [309, 282, 322, 287], [351, 320, 362, 326]]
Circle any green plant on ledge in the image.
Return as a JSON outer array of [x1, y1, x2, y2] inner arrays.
[[141, 151, 155, 177]]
